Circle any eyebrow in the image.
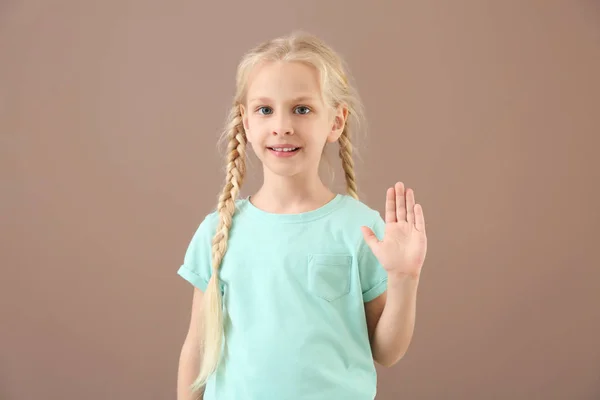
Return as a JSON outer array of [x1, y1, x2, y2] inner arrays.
[[248, 95, 319, 104]]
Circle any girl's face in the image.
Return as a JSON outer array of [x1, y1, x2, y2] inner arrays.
[[240, 61, 347, 179]]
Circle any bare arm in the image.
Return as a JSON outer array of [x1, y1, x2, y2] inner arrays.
[[364, 274, 420, 367], [362, 183, 426, 367], [177, 287, 205, 400]]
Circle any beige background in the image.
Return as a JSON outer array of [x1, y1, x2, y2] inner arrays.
[[2, 1, 600, 399]]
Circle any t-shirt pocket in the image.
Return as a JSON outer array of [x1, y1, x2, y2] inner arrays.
[[307, 254, 353, 302]]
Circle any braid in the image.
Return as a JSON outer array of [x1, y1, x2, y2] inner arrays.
[[191, 105, 246, 391], [338, 127, 358, 199], [213, 109, 247, 266]]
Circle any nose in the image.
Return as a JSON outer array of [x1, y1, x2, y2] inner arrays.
[[273, 128, 294, 135], [272, 114, 294, 136]]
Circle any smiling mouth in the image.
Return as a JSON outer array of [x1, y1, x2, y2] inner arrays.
[[267, 146, 301, 152]]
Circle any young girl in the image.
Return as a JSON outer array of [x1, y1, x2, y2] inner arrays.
[[176, 31, 427, 400]]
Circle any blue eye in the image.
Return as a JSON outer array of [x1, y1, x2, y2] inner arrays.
[[294, 106, 311, 115], [257, 106, 273, 115], [256, 105, 310, 115]]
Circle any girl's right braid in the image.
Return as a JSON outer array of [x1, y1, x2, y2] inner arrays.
[[194, 105, 246, 389], [212, 106, 247, 264]]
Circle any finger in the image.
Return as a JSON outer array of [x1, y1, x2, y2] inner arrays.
[[361, 226, 381, 249], [406, 188, 416, 225], [385, 187, 396, 223], [414, 204, 426, 233], [395, 182, 406, 222]]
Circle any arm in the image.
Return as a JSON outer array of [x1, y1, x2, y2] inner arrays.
[[362, 183, 427, 367], [365, 273, 419, 367], [177, 287, 205, 400]]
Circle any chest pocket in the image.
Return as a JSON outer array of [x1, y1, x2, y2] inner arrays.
[[307, 254, 353, 302]]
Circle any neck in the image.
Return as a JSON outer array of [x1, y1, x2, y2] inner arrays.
[[250, 169, 336, 214]]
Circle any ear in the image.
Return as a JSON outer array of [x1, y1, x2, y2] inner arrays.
[[239, 104, 251, 142], [326, 104, 349, 143]]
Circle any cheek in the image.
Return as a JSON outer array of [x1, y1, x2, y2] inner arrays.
[[309, 119, 333, 141], [243, 117, 257, 143], [246, 132, 260, 148]]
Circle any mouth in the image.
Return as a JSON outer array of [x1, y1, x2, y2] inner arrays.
[[267, 146, 301, 152], [266, 146, 302, 157]]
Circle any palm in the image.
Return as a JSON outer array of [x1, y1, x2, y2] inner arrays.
[[362, 182, 428, 278]]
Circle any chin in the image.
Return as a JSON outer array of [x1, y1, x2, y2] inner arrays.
[[263, 163, 303, 178]]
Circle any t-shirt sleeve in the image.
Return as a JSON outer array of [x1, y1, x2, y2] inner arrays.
[[358, 211, 389, 302], [177, 215, 215, 292]]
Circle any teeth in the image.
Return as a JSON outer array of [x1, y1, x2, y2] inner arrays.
[[272, 147, 297, 152]]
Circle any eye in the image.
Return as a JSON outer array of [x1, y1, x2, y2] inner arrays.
[[294, 106, 311, 115], [257, 106, 273, 115]]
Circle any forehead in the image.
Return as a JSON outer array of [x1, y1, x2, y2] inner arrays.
[[246, 61, 323, 103]]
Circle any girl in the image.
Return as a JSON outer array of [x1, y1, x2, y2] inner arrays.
[[176, 31, 427, 400]]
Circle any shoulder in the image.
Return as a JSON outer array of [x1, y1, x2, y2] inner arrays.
[[335, 195, 383, 227], [190, 197, 250, 237], [192, 208, 220, 236]]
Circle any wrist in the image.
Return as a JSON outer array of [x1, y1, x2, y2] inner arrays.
[[387, 271, 420, 289]]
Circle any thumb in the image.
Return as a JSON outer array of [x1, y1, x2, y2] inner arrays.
[[361, 226, 380, 250]]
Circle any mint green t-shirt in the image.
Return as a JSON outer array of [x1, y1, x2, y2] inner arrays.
[[177, 194, 388, 400]]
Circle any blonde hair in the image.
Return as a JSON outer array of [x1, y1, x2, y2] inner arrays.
[[190, 31, 366, 392]]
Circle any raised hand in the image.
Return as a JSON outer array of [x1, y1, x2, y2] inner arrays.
[[361, 182, 428, 279]]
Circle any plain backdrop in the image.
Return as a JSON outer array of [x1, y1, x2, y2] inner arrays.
[[2, 0, 600, 399]]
